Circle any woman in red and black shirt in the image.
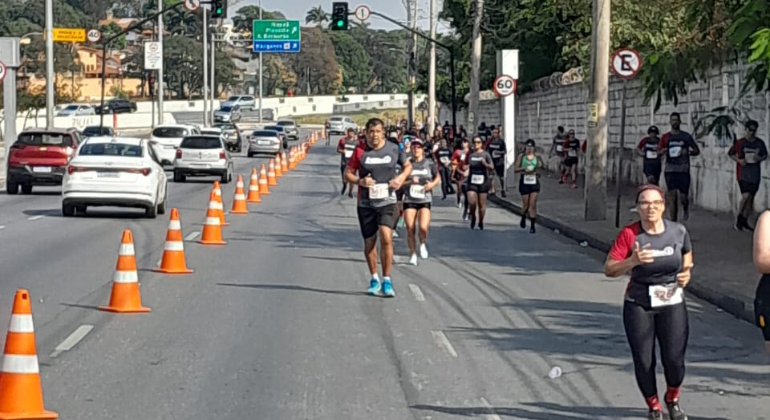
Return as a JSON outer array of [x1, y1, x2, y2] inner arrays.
[[604, 184, 693, 420]]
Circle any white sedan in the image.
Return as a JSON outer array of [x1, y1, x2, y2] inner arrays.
[[62, 137, 168, 218], [150, 124, 200, 166]]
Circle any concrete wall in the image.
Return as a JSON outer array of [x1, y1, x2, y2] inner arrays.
[[440, 62, 770, 214], [333, 99, 408, 114], [3, 113, 177, 137]]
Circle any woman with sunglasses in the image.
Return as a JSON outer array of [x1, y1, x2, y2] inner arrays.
[[604, 184, 693, 420], [403, 139, 440, 265], [514, 139, 544, 233], [451, 138, 471, 219], [464, 136, 495, 230]]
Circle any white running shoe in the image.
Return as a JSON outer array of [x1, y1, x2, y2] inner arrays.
[[393, 230, 399, 238], [419, 243, 429, 259], [409, 253, 418, 266]]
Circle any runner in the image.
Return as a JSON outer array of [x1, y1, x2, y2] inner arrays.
[[403, 139, 440, 266], [395, 135, 414, 232], [337, 128, 359, 198], [752, 210, 770, 353], [549, 126, 567, 182], [563, 129, 581, 189], [728, 119, 768, 231], [660, 112, 700, 222], [514, 139, 544, 234], [452, 138, 471, 219], [485, 127, 507, 197], [465, 136, 495, 230], [345, 118, 412, 297], [636, 126, 663, 185], [325, 120, 331, 145], [604, 184, 693, 420], [435, 138, 454, 200]]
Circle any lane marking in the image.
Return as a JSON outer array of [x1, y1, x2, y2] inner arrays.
[[0, 225, 5, 230], [49, 325, 94, 358], [408, 284, 426, 302], [431, 330, 458, 358], [28, 215, 45, 221], [184, 231, 200, 241], [479, 397, 502, 420]]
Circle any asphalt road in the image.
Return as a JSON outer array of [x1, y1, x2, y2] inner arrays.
[[0, 130, 768, 419]]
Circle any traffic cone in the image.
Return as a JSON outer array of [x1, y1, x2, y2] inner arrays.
[[247, 168, 261, 203], [288, 148, 297, 169], [274, 154, 283, 178], [259, 164, 270, 195], [199, 191, 227, 245], [0, 289, 58, 420], [100, 229, 151, 313], [231, 175, 249, 214], [321, 126, 326, 139], [154, 208, 193, 274], [268, 160, 278, 186], [281, 151, 289, 173], [212, 181, 229, 226]]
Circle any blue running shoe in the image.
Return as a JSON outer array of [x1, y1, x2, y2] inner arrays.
[[382, 279, 396, 297], [367, 278, 381, 295]]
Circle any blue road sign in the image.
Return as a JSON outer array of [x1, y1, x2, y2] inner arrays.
[[252, 41, 301, 53]]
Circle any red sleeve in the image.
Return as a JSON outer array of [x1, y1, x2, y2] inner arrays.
[[637, 137, 647, 150], [609, 225, 637, 261], [484, 139, 492, 150], [347, 146, 364, 172], [659, 133, 670, 148], [451, 150, 460, 162], [581, 140, 587, 153], [337, 138, 345, 152]]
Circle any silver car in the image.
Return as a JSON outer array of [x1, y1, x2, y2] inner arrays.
[[327, 116, 357, 135], [173, 135, 234, 183], [57, 104, 96, 117], [247, 130, 282, 157], [222, 95, 256, 111], [214, 105, 242, 123], [276, 120, 299, 140]]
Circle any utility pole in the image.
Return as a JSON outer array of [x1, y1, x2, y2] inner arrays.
[[45, 0, 54, 127], [203, 8, 209, 126], [585, 0, 610, 220], [410, 0, 418, 127], [158, 0, 165, 124], [405, 0, 414, 128], [468, 0, 484, 136], [210, 21, 216, 123], [258, 0, 263, 123], [428, 0, 437, 133]]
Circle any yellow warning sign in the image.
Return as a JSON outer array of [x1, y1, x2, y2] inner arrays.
[[588, 103, 598, 122], [53, 28, 86, 43]]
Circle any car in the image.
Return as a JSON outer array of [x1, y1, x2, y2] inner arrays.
[[62, 137, 168, 218], [149, 124, 200, 165], [57, 104, 96, 117], [327, 115, 357, 135], [213, 122, 242, 153], [247, 130, 282, 157], [6, 128, 81, 194], [214, 105, 242, 123], [276, 120, 299, 140], [173, 135, 234, 183], [82, 125, 115, 138], [96, 99, 137, 114], [263, 125, 289, 149], [221, 95, 256, 111]]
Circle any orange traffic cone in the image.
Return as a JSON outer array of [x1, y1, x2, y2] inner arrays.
[[199, 191, 227, 245], [259, 164, 270, 195], [274, 154, 283, 178], [288, 148, 297, 170], [281, 151, 289, 173], [100, 229, 151, 313], [154, 208, 193, 274], [321, 126, 326, 139], [268, 160, 278, 186], [231, 175, 249, 214], [247, 168, 261, 203], [0, 289, 58, 420], [212, 181, 229, 226]]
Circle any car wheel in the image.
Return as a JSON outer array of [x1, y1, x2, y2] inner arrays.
[[173, 171, 186, 183], [75, 205, 87, 215], [21, 184, 33, 194], [6, 180, 18, 195], [247, 151, 254, 158], [157, 191, 167, 215], [145, 203, 157, 219], [62, 204, 75, 217], [221, 171, 230, 184]]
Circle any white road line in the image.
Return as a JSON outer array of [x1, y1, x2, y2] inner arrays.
[[184, 231, 200, 241], [49, 325, 94, 358], [431, 330, 458, 358], [408, 284, 426, 302], [479, 397, 502, 420], [0, 225, 5, 230], [27, 215, 44, 221]]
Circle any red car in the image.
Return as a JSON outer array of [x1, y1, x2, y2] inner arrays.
[[6, 128, 82, 194]]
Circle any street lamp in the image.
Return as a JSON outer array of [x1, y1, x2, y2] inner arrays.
[[19, 32, 43, 45]]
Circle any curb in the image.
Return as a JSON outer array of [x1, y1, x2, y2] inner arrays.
[[489, 195, 756, 324]]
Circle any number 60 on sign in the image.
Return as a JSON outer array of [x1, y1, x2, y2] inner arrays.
[[494, 75, 516, 97]]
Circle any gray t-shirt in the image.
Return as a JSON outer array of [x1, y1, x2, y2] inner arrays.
[[729, 137, 768, 183], [662, 131, 696, 173], [404, 158, 438, 204]]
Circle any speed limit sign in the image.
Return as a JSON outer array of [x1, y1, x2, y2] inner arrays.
[[493, 74, 516, 97], [0, 61, 6, 83]]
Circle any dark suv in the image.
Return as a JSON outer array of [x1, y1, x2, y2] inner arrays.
[[6, 129, 81, 194], [97, 99, 137, 114]]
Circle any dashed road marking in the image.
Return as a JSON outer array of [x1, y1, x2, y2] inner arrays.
[[0, 225, 5, 231], [28, 215, 45, 221], [431, 330, 458, 358], [408, 284, 426, 302], [479, 397, 502, 420], [49, 325, 94, 358], [185, 231, 200, 241]]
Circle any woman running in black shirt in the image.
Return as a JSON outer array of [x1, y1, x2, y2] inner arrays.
[[464, 136, 495, 230]]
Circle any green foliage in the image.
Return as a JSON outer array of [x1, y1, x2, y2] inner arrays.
[[109, 85, 130, 99], [329, 32, 372, 92], [100, 22, 126, 50], [305, 6, 329, 27]]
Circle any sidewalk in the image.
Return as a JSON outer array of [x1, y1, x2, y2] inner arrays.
[[491, 169, 760, 323]]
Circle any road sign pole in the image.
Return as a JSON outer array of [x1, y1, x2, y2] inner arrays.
[[210, 25, 216, 123], [203, 9, 208, 126], [45, 0, 54, 127], [615, 78, 628, 228], [258, 0, 262, 124]]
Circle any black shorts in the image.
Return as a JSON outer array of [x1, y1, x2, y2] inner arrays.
[[340, 164, 347, 177], [643, 163, 662, 185], [665, 172, 691, 195], [755, 276, 770, 341], [519, 177, 541, 195], [403, 202, 431, 211], [493, 162, 505, 178], [740, 180, 760, 195], [357, 205, 398, 239], [564, 157, 578, 167], [466, 179, 490, 194]]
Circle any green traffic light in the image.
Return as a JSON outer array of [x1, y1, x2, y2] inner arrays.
[[336, 20, 343, 27]]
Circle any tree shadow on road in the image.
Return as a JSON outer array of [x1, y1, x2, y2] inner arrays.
[[216, 282, 371, 298]]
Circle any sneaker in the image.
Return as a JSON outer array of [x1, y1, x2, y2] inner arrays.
[[559, 179, 565, 184], [501, 191, 506, 198], [665, 401, 688, 420], [348, 192, 354, 198], [341, 185, 347, 195], [520, 216, 527, 229], [409, 253, 418, 266], [382, 280, 396, 297], [397, 217, 406, 229], [470, 219, 476, 230], [478, 222, 484, 230], [367, 278, 381, 295], [683, 208, 690, 221], [571, 183, 577, 189], [530, 225, 536, 234], [419, 243, 429, 259], [648, 410, 664, 420], [393, 230, 400, 238], [734, 218, 743, 231]]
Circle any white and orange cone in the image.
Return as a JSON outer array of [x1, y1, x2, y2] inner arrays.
[[212, 181, 229, 226], [281, 151, 289, 173], [100, 229, 151, 313], [247, 168, 261, 203], [274, 154, 283, 178], [259, 164, 270, 195], [154, 208, 193, 274], [231, 175, 249, 214], [199, 191, 227, 245], [268, 160, 278, 187]]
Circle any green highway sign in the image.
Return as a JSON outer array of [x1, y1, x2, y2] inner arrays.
[[252, 20, 301, 42]]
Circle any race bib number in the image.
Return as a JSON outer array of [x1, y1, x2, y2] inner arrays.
[[649, 284, 684, 308], [370, 183, 390, 200], [668, 146, 682, 158], [409, 185, 426, 199], [556, 145, 563, 152], [646, 150, 658, 159], [344, 149, 353, 158], [440, 156, 450, 165], [460, 153, 467, 161], [492, 151, 504, 159], [745, 151, 758, 164], [523, 175, 537, 185], [568, 149, 577, 157], [471, 174, 485, 185]]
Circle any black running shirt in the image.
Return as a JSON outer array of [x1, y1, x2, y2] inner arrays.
[[405, 158, 437, 204], [347, 141, 408, 208]]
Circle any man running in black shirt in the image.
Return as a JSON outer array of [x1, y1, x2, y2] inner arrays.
[[728, 119, 768, 230], [337, 128, 359, 197], [660, 112, 700, 221], [485, 127, 507, 197]]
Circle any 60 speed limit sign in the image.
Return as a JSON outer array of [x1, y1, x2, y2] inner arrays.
[[0, 61, 6, 83], [493, 75, 517, 97]]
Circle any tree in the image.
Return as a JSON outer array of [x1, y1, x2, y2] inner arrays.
[[232, 5, 286, 33], [99, 22, 127, 51], [330, 32, 371, 92], [305, 5, 329, 27], [286, 27, 342, 94]]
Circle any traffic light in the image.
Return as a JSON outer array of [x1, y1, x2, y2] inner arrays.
[[331, 2, 348, 31], [211, 0, 227, 19]]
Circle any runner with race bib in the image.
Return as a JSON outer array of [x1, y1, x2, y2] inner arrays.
[[485, 128, 507, 197], [452, 138, 471, 219], [337, 128, 359, 198], [403, 139, 440, 266], [435, 139, 454, 199], [465, 136, 495, 230], [514, 139, 544, 234]]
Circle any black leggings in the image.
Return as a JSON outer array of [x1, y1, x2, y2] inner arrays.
[[623, 300, 689, 398]]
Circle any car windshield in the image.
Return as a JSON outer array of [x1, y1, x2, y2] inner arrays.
[[63, 105, 79, 111], [200, 130, 221, 135], [83, 127, 112, 136], [79, 142, 143, 157], [252, 131, 278, 137], [215, 124, 235, 130], [16, 133, 74, 147], [227, 96, 240, 102], [330, 117, 343, 122], [264, 126, 284, 132], [220, 106, 232, 112], [152, 127, 188, 138], [180, 137, 222, 149], [277, 121, 294, 126]]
